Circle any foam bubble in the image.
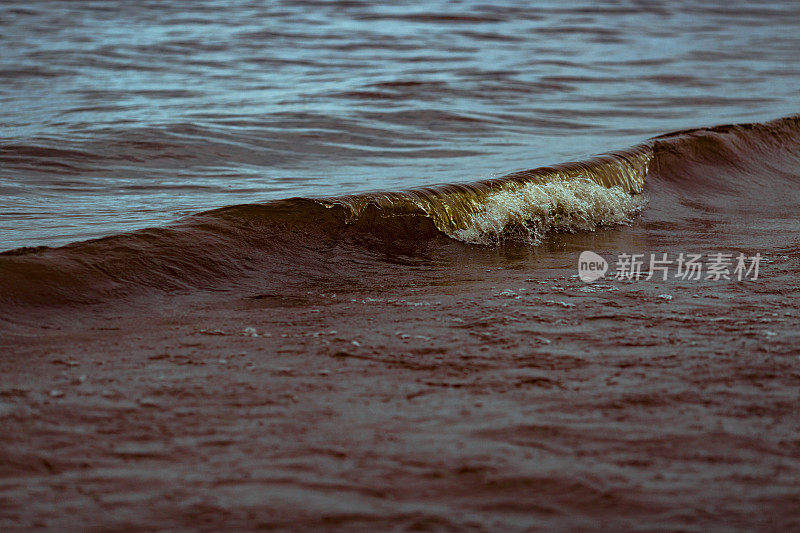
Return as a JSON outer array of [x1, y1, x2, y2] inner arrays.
[[448, 178, 646, 245]]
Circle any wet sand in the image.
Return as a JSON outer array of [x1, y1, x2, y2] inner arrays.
[[2, 244, 799, 531]]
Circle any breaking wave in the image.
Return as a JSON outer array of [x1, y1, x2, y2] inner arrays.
[[1, 115, 798, 309]]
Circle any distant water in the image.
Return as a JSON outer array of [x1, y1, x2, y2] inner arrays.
[[2, 0, 799, 249]]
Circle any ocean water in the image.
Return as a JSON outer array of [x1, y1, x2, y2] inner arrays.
[[2, 0, 799, 249], [2, 2, 800, 531]]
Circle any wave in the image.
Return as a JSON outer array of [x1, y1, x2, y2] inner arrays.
[[319, 144, 651, 245], [1, 115, 798, 311]]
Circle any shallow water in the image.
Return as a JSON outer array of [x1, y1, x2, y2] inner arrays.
[[2, 3, 800, 531], [2, 0, 800, 248]]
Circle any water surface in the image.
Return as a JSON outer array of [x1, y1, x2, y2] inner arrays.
[[2, 0, 799, 248]]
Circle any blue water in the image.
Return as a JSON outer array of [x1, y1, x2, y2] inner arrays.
[[2, 0, 799, 249]]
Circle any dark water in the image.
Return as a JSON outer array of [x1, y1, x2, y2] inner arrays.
[[2, 0, 800, 249], [2, 2, 800, 531], [1, 115, 798, 308]]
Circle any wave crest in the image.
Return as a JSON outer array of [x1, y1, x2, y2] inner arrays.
[[449, 178, 647, 245], [322, 144, 653, 243]]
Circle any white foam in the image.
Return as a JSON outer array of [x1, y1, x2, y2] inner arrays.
[[449, 178, 646, 245]]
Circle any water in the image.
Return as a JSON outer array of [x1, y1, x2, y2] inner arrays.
[[2, 0, 799, 249], [3, 2, 800, 530]]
